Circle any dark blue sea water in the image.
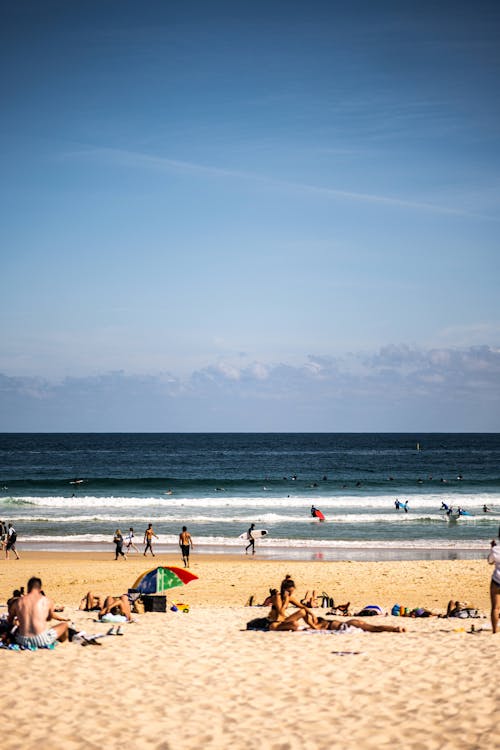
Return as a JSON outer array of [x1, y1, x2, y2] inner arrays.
[[1, 433, 499, 560]]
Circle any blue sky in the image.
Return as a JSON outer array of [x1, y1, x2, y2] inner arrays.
[[1, 1, 499, 430]]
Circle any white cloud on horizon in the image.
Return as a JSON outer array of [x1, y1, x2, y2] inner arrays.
[[1, 344, 499, 431]]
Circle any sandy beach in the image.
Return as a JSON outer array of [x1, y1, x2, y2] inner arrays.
[[0, 552, 497, 750]]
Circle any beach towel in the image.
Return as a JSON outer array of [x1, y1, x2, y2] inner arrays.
[[99, 613, 128, 623]]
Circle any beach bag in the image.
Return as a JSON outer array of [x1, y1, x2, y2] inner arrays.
[[132, 598, 145, 614], [246, 617, 270, 631], [456, 608, 479, 619], [321, 593, 334, 608], [391, 604, 401, 616]]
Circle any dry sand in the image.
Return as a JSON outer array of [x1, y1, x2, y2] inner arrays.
[[0, 552, 497, 750]]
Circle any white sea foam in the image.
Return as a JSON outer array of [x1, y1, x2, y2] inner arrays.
[[16, 533, 491, 550], [3, 492, 499, 509], [6, 511, 499, 525]]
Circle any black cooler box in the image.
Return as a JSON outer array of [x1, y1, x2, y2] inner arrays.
[[143, 594, 167, 612]]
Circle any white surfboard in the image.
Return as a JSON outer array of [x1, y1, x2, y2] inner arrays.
[[238, 529, 268, 540]]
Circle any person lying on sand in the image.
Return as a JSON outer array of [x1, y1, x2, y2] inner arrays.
[[446, 600, 466, 617], [249, 607, 405, 633], [80, 591, 133, 621], [79, 592, 104, 611], [8, 576, 69, 648], [300, 590, 319, 607], [311, 616, 406, 633], [98, 594, 132, 622]]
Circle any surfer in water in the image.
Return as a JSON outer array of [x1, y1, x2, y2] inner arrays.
[[310, 505, 325, 521], [245, 523, 255, 555]]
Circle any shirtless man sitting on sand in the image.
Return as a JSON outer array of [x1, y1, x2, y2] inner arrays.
[[8, 576, 69, 648]]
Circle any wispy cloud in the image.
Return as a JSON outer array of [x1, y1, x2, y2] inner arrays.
[[66, 146, 499, 221]]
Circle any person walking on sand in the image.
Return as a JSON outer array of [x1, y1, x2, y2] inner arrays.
[[113, 528, 127, 560], [125, 526, 140, 554], [5, 523, 20, 559], [179, 526, 193, 568], [488, 534, 500, 634], [143, 523, 158, 556], [8, 576, 69, 647], [245, 523, 256, 555]]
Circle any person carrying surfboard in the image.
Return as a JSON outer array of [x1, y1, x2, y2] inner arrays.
[[311, 506, 325, 522], [245, 523, 255, 555]]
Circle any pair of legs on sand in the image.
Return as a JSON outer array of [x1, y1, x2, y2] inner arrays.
[[270, 607, 405, 633], [79, 592, 132, 621]]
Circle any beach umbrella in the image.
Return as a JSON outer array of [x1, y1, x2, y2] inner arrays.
[[132, 566, 198, 594]]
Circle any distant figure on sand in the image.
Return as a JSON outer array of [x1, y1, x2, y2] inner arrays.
[[488, 536, 500, 634], [125, 527, 140, 554], [0, 519, 6, 550], [179, 526, 193, 568], [8, 576, 69, 647], [144, 523, 158, 556], [246, 524, 255, 555], [113, 529, 127, 560], [5, 523, 20, 559]]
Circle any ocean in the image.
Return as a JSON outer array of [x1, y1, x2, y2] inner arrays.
[[1, 433, 499, 561]]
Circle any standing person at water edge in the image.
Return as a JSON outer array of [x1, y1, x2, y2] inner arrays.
[[179, 526, 194, 568], [245, 523, 255, 555], [5, 523, 20, 560], [125, 526, 140, 554], [144, 523, 158, 556], [0, 519, 6, 550], [487, 534, 500, 634], [113, 528, 126, 560]]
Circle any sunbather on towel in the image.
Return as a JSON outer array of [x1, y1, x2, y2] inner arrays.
[[99, 594, 132, 622], [312, 616, 406, 633]]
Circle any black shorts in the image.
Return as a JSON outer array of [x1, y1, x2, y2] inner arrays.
[[181, 544, 190, 557]]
